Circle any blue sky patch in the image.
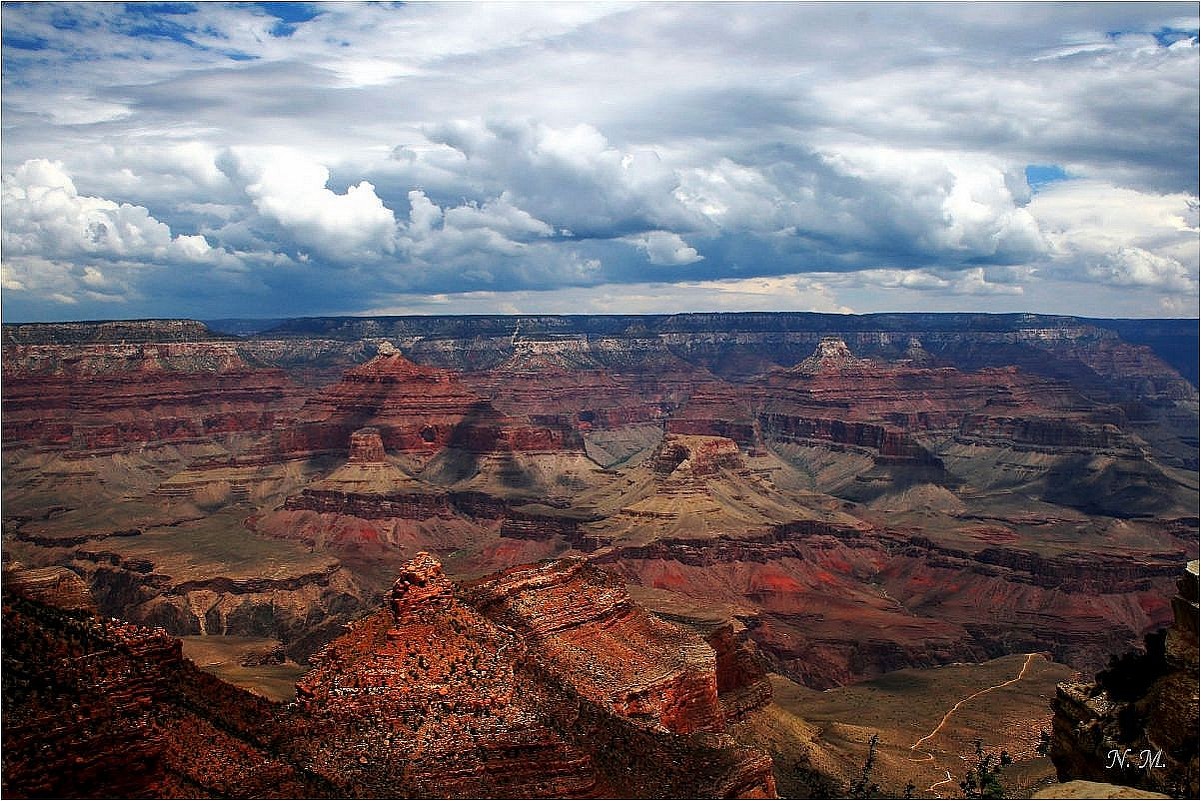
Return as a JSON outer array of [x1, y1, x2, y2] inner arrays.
[[1153, 27, 1200, 46], [1025, 164, 1068, 192], [3, 32, 48, 50], [123, 3, 197, 16], [250, 2, 324, 37], [254, 2, 323, 24], [49, 11, 81, 31]]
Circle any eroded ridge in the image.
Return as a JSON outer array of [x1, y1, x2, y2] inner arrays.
[[278, 553, 779, 797]]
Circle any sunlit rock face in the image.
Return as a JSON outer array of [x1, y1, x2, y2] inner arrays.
[[2, 314, 1195, 699], [347, 427, 386, 463], [293, 553, 777, 798], [3, 554, 776, 798], [276, 349, 583, 460]]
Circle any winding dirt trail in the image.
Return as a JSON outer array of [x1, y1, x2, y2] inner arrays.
[[907, 653, 1041, 796], [928, 770, 955, 795]]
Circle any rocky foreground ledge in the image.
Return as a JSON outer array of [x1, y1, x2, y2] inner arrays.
[[1050, 561, 1199, 798], [2, 555, 778, 798]]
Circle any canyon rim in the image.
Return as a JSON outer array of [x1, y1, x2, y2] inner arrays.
[[2, 2, 1199, 799]]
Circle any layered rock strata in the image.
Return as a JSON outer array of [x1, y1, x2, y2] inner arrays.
[[599, 521, 1187, 688], [3, 314, 1196, 707], [2, 341, 298, 452], [1, 568, 324, 798], [293, 553, 777, 798], [277, 349, 582, 459], [3, 556, 776, 799]]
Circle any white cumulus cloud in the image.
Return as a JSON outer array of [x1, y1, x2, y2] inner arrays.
[[625, 230, 703, 266], [1028, 180, 1198, 291], [231, 148, 399, 263], [1, 2, 1196, 319], [1, 159, 220, 264]]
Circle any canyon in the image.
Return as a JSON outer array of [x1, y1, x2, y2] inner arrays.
[[2, 312, 1197, 797]]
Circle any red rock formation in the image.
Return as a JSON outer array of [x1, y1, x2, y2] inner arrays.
[[1, 571, 322, 798], [2, 563, 96, 614], [277, 348, 583, 458], [464, 557, 727, 734], [707, 622, 774, 721], [270, 421, 604, 559], [598, 520, 1187, 689], [958, 414, 1133, 452], [1, 341, 299, 451], [2, 314, 1195, 746], [291, 557, 601, 797], [792, 336, 874, 373], [50, 540, 372, 664], [2, 319, 222, 345], [652, 434, 744, 477], [347, 427, 386, 463], [668, 383, 759, 445], [293, 553, 776, 797], [3, 555, 777, 799], [282, 488, 453, 519], [463, 359, 668, 430]]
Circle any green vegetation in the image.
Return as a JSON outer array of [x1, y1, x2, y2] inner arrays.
[[959, 738, 1011, 799], [848, 733, 881, 799], [1036, 728, 1051, 757]]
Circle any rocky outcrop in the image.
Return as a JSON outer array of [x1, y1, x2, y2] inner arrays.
[[2, 563, 96, 614], [1, 574, 322, 798], [958, 414, 1133, 453], [283, 488, 453, 519], [290, 555, 602, 798], [1050, 561, 1199, 798], [63, 549, 369, 664], [3, 554, 777, 799], [463, 558, 728, 735], [652, 434, 745, 477], [277, 350, 583, 458], [1033, 780, 1171, 799], [668, 383, 758, 445], [1, 319, 226, 345], [2, 311, 1196, 771], [13, 313, 1193, 393], [597, 523, 1186, 688], [347, 427, 386, 462], [793, 336, 874, 373], [706, 622, 774, 721], [759, 413, 942, 464], [293, 553, 777, 797]]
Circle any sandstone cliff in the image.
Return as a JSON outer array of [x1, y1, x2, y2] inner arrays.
[[1, 566, 327, 798], [3, 313, 1195, 713], [2, 556, 778, 798], [291, 553, 777, 798]]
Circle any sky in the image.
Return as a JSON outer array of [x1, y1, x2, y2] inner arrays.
[[1, 1, 1198, 322]]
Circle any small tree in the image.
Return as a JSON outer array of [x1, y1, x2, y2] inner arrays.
[[960, 738, 1011, 799], [848, 733, 881, 799], [1035, 728, 1051, 757]]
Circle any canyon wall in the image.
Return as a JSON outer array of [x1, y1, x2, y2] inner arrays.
[[0, 555, 781, 798], [3, 314, 1195, 692]]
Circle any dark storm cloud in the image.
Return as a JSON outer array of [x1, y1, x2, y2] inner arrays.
[[1, 1, 1197, 321]]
